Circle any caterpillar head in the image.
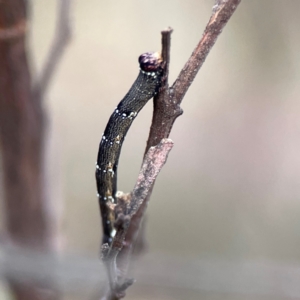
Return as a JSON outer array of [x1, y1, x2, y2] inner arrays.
[[139, 52, 163, 73]]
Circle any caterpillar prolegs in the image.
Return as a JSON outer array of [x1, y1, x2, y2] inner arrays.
[[95, 52, 163, 245]]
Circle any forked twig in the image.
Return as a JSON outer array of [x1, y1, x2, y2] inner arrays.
[[102, 1, 241, 298]]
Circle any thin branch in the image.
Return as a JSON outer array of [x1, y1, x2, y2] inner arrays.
[[33, 0, 72, 100], [123, 0, 241, 257], [146, 0, 242, 154], [161, 26, 173, 83], [101, 0, 241, 298], [0, 1, 73, 299], [0, 1, 57, 299], [129, 1, 241, 260], [143, 26, 175, 154], [124, 27, 174, 259], [172, 0, 241, 104], [102, 139, 174, 299], [128, 139, 174, 216]]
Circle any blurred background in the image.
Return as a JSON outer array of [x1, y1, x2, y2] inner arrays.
[[1, 0, 300, 299]]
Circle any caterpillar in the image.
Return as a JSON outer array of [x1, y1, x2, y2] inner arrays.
[[95, 52, 163, 245]]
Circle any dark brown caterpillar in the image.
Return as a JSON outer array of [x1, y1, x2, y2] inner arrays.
[[95, 52, 163, 245]]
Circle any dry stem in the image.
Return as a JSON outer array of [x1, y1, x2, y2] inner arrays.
[[102, 0, 241, 299]]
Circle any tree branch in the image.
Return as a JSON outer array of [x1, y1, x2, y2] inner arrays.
[[33, 0, 72, 101], [102, 139, 174, 299], [146, 0, 242, 153], [172, 0, 241, 104], [160, 26, 173, 82], [103, 0, 241, 298], [0, 1, 72, 299]]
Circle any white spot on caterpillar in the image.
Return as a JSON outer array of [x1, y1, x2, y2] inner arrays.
[[116, 191, 123, 198], [108, 237, 112, 243], [102, 136, 106, 140], [116, 109, 119, 113], [116, 141, 120, 144], [97, 193, 100, 197], [103, 170, 106, 173], [106, 220, 110, 224], [128, 111, 137, 119], [103, 197, 107, 201], [111, 229, 116, 237], [122, 113, 126, 117], [96, 165, 100, 170], [108, 196, 115, 203]]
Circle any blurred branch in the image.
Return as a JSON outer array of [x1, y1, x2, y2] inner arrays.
[[0, 0, 48, 255], [1, 246, 300, 299], [0, 0, 72, 299], [33, 0, 72, 100], [0, 1, 52, 299]]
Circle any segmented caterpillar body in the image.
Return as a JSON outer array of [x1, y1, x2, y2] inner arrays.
[[95, 52, 163, 245]]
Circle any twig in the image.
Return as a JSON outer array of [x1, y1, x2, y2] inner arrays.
[[146, 0, 242, 153], [106, 0, 241, 298], [160, 26, 173, 82], [102, 139, 174, 299], [172, 0, 241, 104], [33, 0, 72, 100], [126, 0, 241, 252], [122, 28, 175, 258]]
